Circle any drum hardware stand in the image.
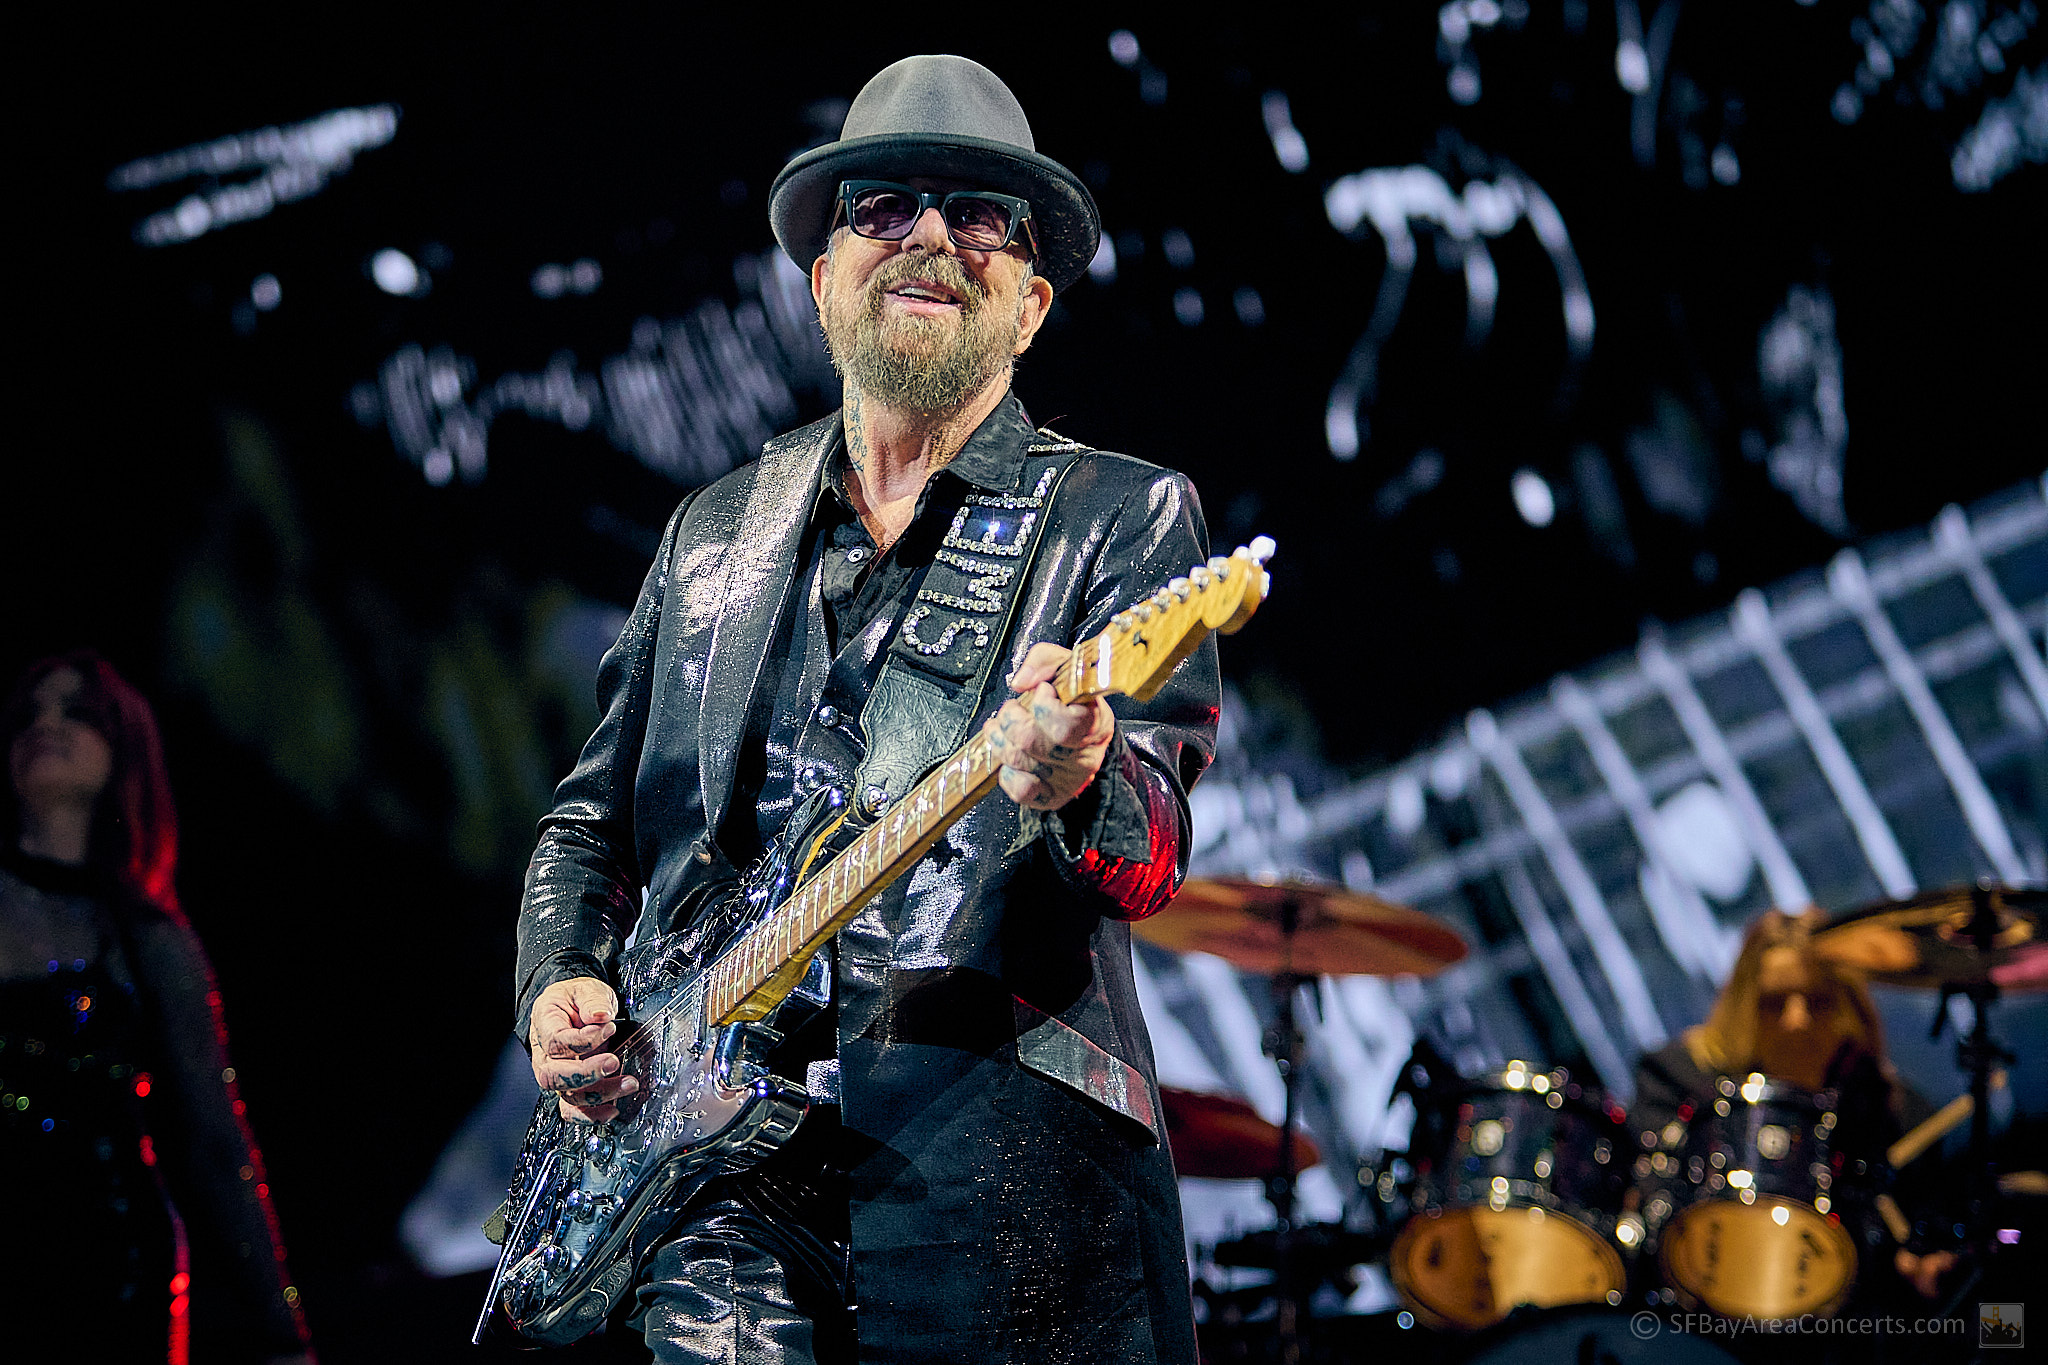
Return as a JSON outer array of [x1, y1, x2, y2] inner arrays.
[[1258, 892, 1312, 1365], [1927, 883, 2015, 1319]]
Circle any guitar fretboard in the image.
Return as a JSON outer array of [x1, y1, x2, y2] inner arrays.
[[698, 543, 1265, 1027], [701, 725, 1007, 1024]]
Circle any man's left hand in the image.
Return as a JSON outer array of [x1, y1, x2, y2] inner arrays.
[[982, 642, 1116, 811]]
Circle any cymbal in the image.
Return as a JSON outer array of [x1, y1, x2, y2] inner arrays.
[[1136, 878, 1468, 977], [1161, 1086, 1322, 1179], [1813, 884, 2048, 992]]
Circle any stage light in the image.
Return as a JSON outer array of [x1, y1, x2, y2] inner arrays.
[[1323, 164, 1593, 456], [1261, 93, 1310, 173], [1087, 235, 1117, 284], [1162, 228, 1195, 270], [251, 274, 281, 311], [533, 259, 604, 298], [1616, 40, 1652, 93], [1173, 288, 1204, 326], [361, 250, 834, 489], [1511, 468, 1555, 527], [372, 249, 422, 297], [1952, 67, 2047, 191], [115, 104, 399, 247], [1233, 288, 1266, 326], [1387, 772, 1426, 837], [1108, 30, 1140, 67], [1711, 145, 1741, 184]]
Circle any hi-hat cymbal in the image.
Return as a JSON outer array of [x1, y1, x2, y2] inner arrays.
[[1813, 884, 2047, 992], [1160, 1086, 1322, 1179], [1136, 878, 1468, 977]]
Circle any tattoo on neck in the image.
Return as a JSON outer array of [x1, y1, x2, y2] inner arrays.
[[844, 388, 867, 474]]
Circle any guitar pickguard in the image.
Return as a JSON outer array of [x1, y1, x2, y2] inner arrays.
[[473, 802, 841, 1346]]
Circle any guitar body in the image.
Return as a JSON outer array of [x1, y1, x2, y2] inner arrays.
[[475, 810, 836, 1345], [475, 538, 1274, 1346]]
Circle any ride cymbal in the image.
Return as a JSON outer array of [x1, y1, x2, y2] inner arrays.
[[1813, 884, 2047, 992], [1136, 878, 1468, 977]]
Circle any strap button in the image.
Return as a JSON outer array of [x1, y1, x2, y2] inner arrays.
[[845, 545, 870, 564], [817, 705, 840, 728], [862, 785, 890, 816]]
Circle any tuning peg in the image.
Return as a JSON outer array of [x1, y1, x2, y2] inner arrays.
[[1133, 603, 1154, 621], [1191, 566, 1213, 588], [1170, 577, 1192, 599], [1247, 535, 1276, 565], [1207, 556, 1232, 578]]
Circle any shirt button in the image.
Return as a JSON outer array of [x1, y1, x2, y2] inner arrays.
[[817, 705, 840, 729], [845, 545, 870, 564]]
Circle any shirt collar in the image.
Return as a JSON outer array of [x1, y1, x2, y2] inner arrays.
[[822, 390, 1038, 509]]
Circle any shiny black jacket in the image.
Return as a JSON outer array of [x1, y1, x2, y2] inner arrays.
[[515, 396, 1219, 1363]]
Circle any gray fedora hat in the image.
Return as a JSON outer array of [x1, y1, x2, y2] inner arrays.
[[768, 54, 1100, 293]]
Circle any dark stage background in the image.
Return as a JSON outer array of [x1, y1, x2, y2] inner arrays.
[[8, 7, 2042, 1359]]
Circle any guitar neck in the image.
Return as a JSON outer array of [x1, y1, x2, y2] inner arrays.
[[703, 637, 1115, 1026], [699, 535, 1273, 1028]]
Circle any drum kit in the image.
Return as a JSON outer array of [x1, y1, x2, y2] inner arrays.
[[1136, 877, 2046, 1363]]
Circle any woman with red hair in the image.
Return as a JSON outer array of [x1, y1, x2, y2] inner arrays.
[[0, 652, 312, 1363]]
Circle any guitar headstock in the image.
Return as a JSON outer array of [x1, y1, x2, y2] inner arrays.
[[1087, 536, 1274, 702]]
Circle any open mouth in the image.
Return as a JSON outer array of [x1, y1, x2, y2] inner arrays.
[[884, 279, 966, 310]]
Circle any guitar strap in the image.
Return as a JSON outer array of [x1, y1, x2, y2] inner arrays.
[[850, 438, 1086, 813]]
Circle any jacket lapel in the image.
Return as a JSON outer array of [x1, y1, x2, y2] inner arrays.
[[695, 412, 839, 840]]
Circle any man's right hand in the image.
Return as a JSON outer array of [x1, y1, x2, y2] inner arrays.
[[528, 976, 638, 1122]]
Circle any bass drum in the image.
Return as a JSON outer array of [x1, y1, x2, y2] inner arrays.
[[1389, 1062, 1633, 1331], [1656, 1074, 1858, 1321]]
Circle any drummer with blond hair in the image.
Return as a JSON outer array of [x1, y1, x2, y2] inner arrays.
[[1630, 908, 1957, 1303]]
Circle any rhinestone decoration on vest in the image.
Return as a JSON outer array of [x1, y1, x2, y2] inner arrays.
[[900, 464, 1061, 658]]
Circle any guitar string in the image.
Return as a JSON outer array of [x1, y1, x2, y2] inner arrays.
[[598, 733, 1003, 1071], [575, 592, 1167, 1078]]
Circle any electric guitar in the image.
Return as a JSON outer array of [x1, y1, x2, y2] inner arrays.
[[474, 537, 1274, 1345]]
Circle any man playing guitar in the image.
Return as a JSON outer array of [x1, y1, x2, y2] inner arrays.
[[512, 54, 1221, 1364]]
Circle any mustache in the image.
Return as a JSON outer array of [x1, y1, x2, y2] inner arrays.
[[866, 253, 987, 309]]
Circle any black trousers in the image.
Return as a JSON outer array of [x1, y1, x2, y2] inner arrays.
[[632, 1111, 856, 1365]]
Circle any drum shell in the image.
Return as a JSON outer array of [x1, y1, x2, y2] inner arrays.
[[1655, 1077, 1859, 1321], [1391, 1067, 1632, 1331], [1406, 1071, 1630, 1222], [1671, 1077, 1841, 1206]]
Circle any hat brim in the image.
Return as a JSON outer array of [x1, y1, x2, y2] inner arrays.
[[769, 132, 1100, 293]]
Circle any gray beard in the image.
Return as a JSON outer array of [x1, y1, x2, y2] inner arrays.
[[825, 271, 1021, 413]]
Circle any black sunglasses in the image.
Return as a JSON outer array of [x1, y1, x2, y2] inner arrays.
[[837, 180, 1037, 255]]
